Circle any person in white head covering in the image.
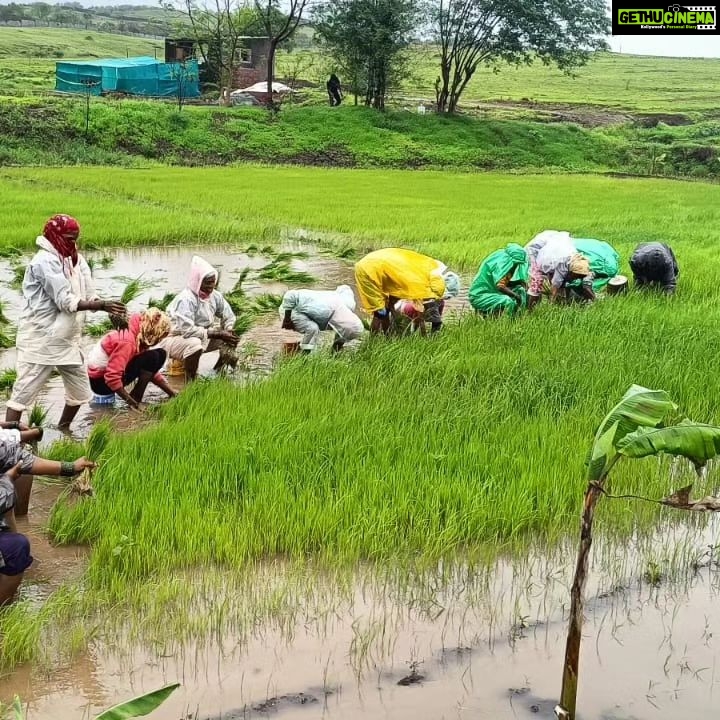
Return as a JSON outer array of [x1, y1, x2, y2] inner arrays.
[[280, 285, 364, 353], [163, 255, 239, 379]]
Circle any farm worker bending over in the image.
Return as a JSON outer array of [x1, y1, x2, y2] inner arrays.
[[354, 248, 460, 334], [525, 230, 572, 309], [5, 215, 126, 430], [164, 256, 240, 380], [528, 234, 594, 306], [395, 299, 445, 335], [280, 285, 364, 353], [468, 244, 529, 316], [629, 242, 679, 295], [87, 309, 177, 408], [0, 438, 95, 605]]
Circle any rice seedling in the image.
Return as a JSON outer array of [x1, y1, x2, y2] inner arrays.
[[0, 247, 21, 259], [258, 260, 315, 285], [85, 319, 112, 337], [117, 276, 153, 305], [99, 255, 114, 269], [8, 263, 25, 290], [0, 368, 17, 392], [0, 326, 14, 350], [28, 404, 48, 428], [0, 299, 10, 326], [148, 292, 176, 311]]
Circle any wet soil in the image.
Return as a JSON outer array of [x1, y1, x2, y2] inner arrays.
[[3, 523, 720, 719], [2, 244, 717, 720], [0, 243, 363, 441]]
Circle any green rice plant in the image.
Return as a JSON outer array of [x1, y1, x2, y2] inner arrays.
[[148, 292, 175, 311], [28, 404, 47, 428], [0, 247, 21, 259], [251, 293, 284, 312], [85, 420, 112, 462], [0, 300, 10, 326], [118, 276, 153, 305], [0, 326, 14, 349], [99, 255, 114, 269], [85, 319, 112, 337], [258, 260, 315, 285], [8, 263, 25, 290], [0, 368, 17, 392]]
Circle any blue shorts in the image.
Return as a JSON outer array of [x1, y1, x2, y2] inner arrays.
[[0, 532, 33, 576]]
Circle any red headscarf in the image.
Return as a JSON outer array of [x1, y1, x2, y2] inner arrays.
[[43, 214, 80, 267]]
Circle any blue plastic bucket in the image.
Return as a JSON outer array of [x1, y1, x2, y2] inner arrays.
[[91, 393, 116, 406]]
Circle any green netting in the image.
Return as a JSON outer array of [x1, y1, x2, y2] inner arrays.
[[55, 57, 200, 98]]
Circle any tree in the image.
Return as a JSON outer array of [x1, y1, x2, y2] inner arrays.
[[170, 59, 199, 110], [254, 0, 310, 110], [430, 0, 609, 113], [161, 0, 262, 92], [314, 0, 421, 110], [555, 385, 720, 720]]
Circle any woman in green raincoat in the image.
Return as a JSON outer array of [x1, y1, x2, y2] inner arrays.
[[468, 244, 529, 316]]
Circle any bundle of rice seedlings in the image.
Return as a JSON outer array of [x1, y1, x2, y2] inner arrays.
[[72, 420, 111, 497]]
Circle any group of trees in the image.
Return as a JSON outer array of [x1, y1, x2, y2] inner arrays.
[[314, 0, 609, 112], [170, 0, 609, 113]]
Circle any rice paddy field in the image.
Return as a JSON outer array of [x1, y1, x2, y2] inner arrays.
[[0, 165, 719, 718]]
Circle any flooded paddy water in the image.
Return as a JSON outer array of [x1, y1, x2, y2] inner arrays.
[[0, 244, 718, 719]]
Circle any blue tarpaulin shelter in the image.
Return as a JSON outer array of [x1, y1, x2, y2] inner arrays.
[[55, 56, 200, 98]]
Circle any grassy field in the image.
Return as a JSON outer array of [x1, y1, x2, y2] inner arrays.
[[1, 97, 719, 177], [2, 166, 719, 267], [0, 27, 719, 115], [396, 50, 720, 112], [0, 28, 164, 96], [0, 167, 717, 669]]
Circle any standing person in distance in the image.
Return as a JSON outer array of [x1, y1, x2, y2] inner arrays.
[[327, 74, 343, 106]]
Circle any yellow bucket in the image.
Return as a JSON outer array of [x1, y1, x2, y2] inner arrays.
[[168, 358, 185, 377]]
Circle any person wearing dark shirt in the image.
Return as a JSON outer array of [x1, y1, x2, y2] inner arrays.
[[629, 242, 679, 294], [0, 441, 95, 604], [327, 74, 342, 106]]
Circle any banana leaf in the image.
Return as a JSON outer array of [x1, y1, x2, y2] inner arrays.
[[95, 683, 180, 720], [617, 420, 720, 469], [587, 385, 677, 482]]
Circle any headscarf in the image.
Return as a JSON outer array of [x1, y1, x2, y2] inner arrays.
[[569, 253, 591, 276], [188, 255, 218, 301], [43, 214, 80, 267], [441, 271, 461, 298], [505, 243, 528, 265], [137, 308, 171, 348]]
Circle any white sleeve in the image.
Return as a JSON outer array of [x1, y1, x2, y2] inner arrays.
[[78, 255, 99, 300], [34, 256, 81, 313], [216, 293, 236, 331], [169, 295, 208, 341], [280, 291, 299, 312]]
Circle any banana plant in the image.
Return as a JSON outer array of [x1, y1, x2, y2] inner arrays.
[[95, 683, 180, 719], [10, 683, 179, 720], [556, 386, 720, 720]]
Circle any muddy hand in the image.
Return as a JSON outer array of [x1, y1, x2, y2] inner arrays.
[[72, 457, 96, 474], [103, 301, 126, 317]]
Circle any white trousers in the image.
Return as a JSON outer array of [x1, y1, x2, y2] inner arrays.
[[8, 362, 91, 412]]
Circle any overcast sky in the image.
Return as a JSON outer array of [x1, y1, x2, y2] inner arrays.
[[607, 36, 720, 58]]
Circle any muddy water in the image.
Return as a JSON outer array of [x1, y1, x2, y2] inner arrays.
[[4, 244, 704, 719], [3, 522, 720, 719], [0, 244, 371, 441]]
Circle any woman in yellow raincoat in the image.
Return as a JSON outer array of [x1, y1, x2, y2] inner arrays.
[[354, 248, 460, 334]]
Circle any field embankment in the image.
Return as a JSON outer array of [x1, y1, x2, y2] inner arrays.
[[1, 98, 720, 177]]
